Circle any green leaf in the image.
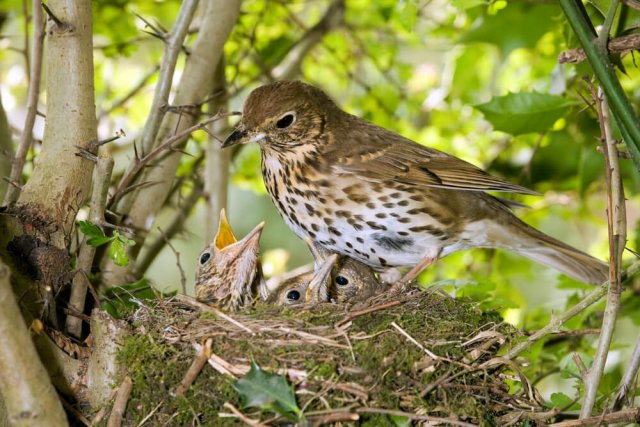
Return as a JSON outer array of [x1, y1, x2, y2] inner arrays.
[[233, 361, 302, 421], [114, 231, 136, 247], [87, 235, 116, 247], [389, 414, 411, 427], [78, 220, 105, 238], [548, 392, 580, 410], [451, 0, 488, 10], [475, 92, 574, 135], [395, 0, 419, 32], [108, 238, 130, 267]]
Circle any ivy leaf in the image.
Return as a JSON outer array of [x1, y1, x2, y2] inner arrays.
[[475, 92, 575, 135], [233, 361, 302, 421]]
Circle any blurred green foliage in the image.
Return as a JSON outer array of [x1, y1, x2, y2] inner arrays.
[[1, 0, 639, 412]]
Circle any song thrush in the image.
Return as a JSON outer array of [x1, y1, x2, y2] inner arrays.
[[266, 253, 384, 305], [222, 81, 608, 285], [195, 209, 267, 311]]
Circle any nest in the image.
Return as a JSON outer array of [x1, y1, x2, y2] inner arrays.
[[118, 290, 543, 426]]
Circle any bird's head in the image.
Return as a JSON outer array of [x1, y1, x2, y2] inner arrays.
[[222, 80, 340, 150], [195, 209, 264, 311]]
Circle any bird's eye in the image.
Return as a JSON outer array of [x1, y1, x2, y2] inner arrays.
[[335, 275, 349, 286], [276, 113, 295, 129], [286, 290, 301, 301], [199, 251, 211, 265]]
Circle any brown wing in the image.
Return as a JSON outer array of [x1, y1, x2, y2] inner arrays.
[[327, 121, 537, 195]]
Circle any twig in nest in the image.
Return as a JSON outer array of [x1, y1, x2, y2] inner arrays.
[[309, 411, 360, 426], [549, 407, 640, 426], [137, 400, 164, 427], [221, 402, 268, 426], [107, 375, 133, 427], [174, 294, 254, 334], [355, 407, 477, 427], [173, 338, 212, 397], [391, 321, 439, 360], [335, 300, 402, 328]]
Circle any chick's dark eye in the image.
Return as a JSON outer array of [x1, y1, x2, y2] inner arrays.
[[276, 113, 295, 129], [286, 290, 301, 301], [335, 276, 349, 286], [199, 252, 211, 265]]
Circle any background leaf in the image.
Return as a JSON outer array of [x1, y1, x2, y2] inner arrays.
[[475, 92, 575, 135]]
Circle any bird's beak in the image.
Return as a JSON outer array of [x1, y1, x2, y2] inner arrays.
[[222, 124, 266, 148], [235, 221, 265, 253], [214, 208, 238, 250], [305, 254, 339, 303]]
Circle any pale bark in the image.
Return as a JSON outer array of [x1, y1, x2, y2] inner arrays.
[[101, 0, 242, 288], [0, 92, 13, 202], [3, 0, 44, 205], [0, 259, 68, 427], [16, 0, 96, 246], [205, 61, 231, 243]]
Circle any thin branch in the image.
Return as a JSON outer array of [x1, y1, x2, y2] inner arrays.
[[107, 375, 133, 427], [173, 338, 212, 397], [65, 153, 114, 338], [580, 85, 626, 418], [559, 33, 640, 64], [174, 294, 254, 334], [560, 0, 640, 171], [157, 226, 186, 295], [503, 284, 608, 360], [138, 0, 199, 156], [135, 177, 203, 275], [613, 333, 640, 409], [3, 0, 44, 205], [549, 408, 640, 426], [98, 65, 160, 120], [109, 113, 235, 208], [355, 407, 477, 427]]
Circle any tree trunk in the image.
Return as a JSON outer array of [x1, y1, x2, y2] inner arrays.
[[101, 0, 242, 288], [0, 259, 67, 427], [16, 0, 96, 247], [0, 92, 13, 202]]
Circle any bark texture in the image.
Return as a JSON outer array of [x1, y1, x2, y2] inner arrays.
[[17, 0, 96, 245], [0, 259, 68, 427]]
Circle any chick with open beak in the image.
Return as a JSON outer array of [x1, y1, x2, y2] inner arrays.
[[195, 209, 267, 311]]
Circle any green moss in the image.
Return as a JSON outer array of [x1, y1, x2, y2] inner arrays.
[[111, 290, 533, 426]]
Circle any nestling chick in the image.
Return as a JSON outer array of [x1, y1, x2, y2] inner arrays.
[[195, 209, 267, 311]]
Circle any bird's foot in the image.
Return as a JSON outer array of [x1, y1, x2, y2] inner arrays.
[[388, 254, 439, 294]]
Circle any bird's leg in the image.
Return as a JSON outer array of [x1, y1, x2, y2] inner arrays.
[[389, 249, 442, 293]]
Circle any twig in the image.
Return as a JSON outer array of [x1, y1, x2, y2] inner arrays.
[[90, 389, 118, 425], [572, 352, 588, 378], [355, 407, 477, 427], [41, 2, 64, 27], [3, 0, 44, 205], [157, 226, 186, 295], [174, 294, 254, 334], [523, 328, 600, 336], [173, 338, 212, 397], [580, 83, 626, 419], [136, 400, 163, 427], [66, 154, 114, 338], [221, 402, 268, 427], [99, 65, 160, 120], [391, 321, 439, 360], [137, 0, 199, 155], [107, 375, 133, 427], [310, 411, 359, 426], [60, 398, 91, 426], [109, 113, 235, 208], [335, 300, 402, 328], [559, 33, 640, 64], [612, 333, 640, 409], [503, 283, 608, 360], [135, 177, 203, 275], [549, 407, 640, 426]]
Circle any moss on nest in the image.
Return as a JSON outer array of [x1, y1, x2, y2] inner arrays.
[[113, 290, 540, 426]]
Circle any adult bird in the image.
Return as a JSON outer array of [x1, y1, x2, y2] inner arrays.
[[222, 81, 608, 286]]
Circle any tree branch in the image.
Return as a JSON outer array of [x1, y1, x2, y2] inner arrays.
[[3, 0, 44, 205], [579, 84, 626, 419], [560, 0, 640, 172], [0, 259, 68, 426], [612, 333, 640, 409], [558, 33, 640, 64]]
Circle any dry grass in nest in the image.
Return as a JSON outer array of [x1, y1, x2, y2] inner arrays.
[[118, 289, 544, 426]]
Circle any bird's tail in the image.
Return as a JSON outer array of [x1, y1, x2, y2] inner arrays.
[[502, 220, 609, 285]]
